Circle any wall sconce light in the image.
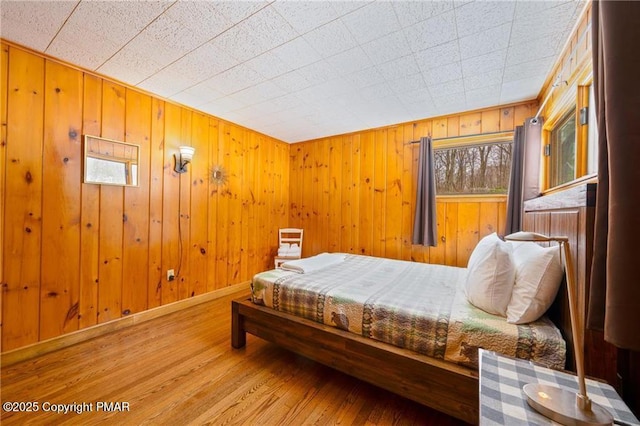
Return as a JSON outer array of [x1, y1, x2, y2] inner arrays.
[[174, 146, 195, 174]]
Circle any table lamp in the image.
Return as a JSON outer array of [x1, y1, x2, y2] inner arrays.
[[504, 231, 613, 425]]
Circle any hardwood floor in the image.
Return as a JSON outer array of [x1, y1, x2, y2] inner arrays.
[[1, 289, 468, 425]]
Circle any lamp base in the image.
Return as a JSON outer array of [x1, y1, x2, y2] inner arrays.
[[524, 383, 613, 425]]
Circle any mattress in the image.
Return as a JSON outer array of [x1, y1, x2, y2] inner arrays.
[[251, 254, 566, 370]]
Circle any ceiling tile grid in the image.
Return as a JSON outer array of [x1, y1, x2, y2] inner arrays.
[[0, 0, 586, 143]]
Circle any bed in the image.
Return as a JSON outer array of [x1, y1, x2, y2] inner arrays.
[[232, 253, 567, 423]]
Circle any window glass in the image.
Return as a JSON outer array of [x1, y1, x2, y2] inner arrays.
[[434, 141, 512, 195], [550, 110, 576, 187], [587, 86, 599, 175]]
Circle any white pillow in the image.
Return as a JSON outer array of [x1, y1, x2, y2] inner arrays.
[[464, 233, 516, 316], [506, 242, 564, 324]]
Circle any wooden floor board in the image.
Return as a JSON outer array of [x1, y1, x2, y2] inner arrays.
[[1, 289, 468, 425]]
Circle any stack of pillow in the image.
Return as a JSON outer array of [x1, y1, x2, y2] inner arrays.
[[464, 232, 564, 324], [277, 243, 301, 258]]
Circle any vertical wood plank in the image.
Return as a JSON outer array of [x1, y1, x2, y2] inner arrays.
[[372, 129, 387, 258], [456, 202, 480, 267], [400, 124, 414, 261], [178, 109, 192, 299], [351, 135, 361, 255], [227, 123, 243, 285], [40, 60, 82, 340], [147, 98, 164, 308], [481, 109, 500, 133], [340, 136, 353, 253], [0, 43, 7, 333], [447, 116, 460, 137], [459, 112, 482, 136], [241, 130, 256, 279], [301, 142, 314, 256], [215, 122, 230, 289], [79, 74, 101, 328], [317, 140, 330, 253], [161, 103, 181, 304], [444, 202, 458, 267], [98, 81, 125, 323], [429, 201, 446, 265], [122, 89, 151, 315], [385, 127, 402, 260], [358, 132, 374, 255], [206, 118, 219, 291], [189, 112, 209, 297], [479, 202, 499, 238], [500, 107, 514, 131], [2, 47, 44, 350], [328, 137, 342, 253]]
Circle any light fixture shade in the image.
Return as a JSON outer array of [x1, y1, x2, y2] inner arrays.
[[175, 146, 195, 173], [179, 145, 195, 162]]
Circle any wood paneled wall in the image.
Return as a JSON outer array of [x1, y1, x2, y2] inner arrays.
[[0, 43, 290, 351], [289, 102, 537, 267]]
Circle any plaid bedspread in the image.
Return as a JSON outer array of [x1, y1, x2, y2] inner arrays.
[[251, 254, 566, 370]]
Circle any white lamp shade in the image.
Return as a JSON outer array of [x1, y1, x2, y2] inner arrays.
[[179, 146, 195, 162]]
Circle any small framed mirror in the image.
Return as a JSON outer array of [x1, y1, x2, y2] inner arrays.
[[83, 135, 139, 187]]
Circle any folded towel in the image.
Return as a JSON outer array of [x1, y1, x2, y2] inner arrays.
[[280, 253, 346, 274]]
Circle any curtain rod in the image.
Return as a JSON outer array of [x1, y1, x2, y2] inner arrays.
[[406, 130, 512, 145]]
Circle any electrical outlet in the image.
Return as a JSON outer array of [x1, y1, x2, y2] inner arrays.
[[167, 269, 175, 281]]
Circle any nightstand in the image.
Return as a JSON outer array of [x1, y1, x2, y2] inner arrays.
[[478, 349, 639, 425]]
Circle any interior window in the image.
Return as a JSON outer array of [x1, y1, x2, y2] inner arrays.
[[550, 109, 576, 187]]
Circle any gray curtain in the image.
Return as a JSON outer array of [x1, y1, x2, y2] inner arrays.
[[587, 0, 640, 351], [412, 136, 437, 246], [505, 119, 543, 234]]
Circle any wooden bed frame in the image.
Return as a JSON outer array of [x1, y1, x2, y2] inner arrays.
[[231, 183, 595, 424]]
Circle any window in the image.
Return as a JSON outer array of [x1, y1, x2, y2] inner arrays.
[[550, 109, 576, 187], [434, 141, 512, 195]]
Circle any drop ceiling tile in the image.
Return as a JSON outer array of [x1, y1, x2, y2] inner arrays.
[[99, 51, 164, 86], [200, 96, 249, 116], [330, 1, 372, 17], [464, 68, 503, 91], [422, 62, 463, 86], [514, 0, 576, 19], [341, 1, 401, 45], [138, 67, 197, 98], [361, 30, 413, 66], [171, 83, 225, 108], [414, 40, 461, 72], [500, 76, 546, 104], [267, 92, 306, 113], [0, 1, 77, 51], [214, 6, 298, 62], [392, 1, 454, 28], [205, 63, 266, 95], [404, 11, 457, 53], [119, 30, 185, 68], [214, 1, 270, 26], [458, 22, 512, 60], [167, 42, 240, 82], [232, 80, 287, 105], [245, 51, 291, 80], [359, 82, 395, 102], [47, 37, 107, 71], [455, 1, 516, 38], [511, 1, 581, 45], [465, 84, 502, 108], [506, 34, 563, 67], [326, 47, 374, 77], [504, 57, 555, 83], [270, 37, 322, 69], [376, 55, 420, 82], [165, 0, 232, 40], [296, 60, 340, 86], [461, 49, 507, 77], [430, 79, 464, 98], [432, 91, 467, 114], [270, 71, 313, 93], [343, 66, 386, 90], [272, 1, 339, 35], [303, 19, 358, 58], [90, 0, 171, 33]]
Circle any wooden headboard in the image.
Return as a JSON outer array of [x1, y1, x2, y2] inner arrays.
[[522, 182, 596, 373]]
